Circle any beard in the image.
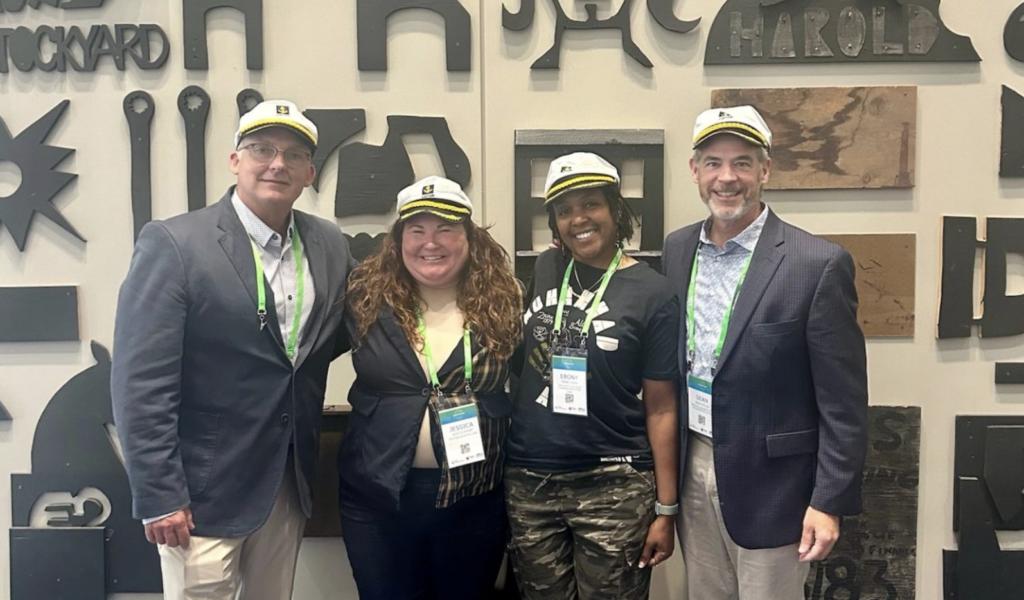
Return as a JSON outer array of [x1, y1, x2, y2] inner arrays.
[[703, 193, 759, 224]]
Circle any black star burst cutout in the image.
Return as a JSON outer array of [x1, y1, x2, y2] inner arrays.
[[0, 100, 84, 251]]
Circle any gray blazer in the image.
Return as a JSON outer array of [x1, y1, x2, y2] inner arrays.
[[664, 209, 868, 549], [111, 189, 355, 538]]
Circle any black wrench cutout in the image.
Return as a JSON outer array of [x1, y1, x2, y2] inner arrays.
[[123, 91, 154, 243], [178, 86, 211, 213]]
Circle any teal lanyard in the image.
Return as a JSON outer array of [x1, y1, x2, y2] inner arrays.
[[417, 314, 473, 394], [250, 224, 305, 361], [686, 247, 753, 376], [553, 249, 623, 345]]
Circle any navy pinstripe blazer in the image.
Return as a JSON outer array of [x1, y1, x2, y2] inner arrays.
[[664, 209, 868, 550]]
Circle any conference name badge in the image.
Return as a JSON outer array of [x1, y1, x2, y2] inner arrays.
[[687, 375, 713, 437], [552, 348, 588, 416], [438, 403, 486, 468]]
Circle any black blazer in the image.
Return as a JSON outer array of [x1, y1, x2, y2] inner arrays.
[[112, 189, 355, 537], [664, 210, 868, 549]]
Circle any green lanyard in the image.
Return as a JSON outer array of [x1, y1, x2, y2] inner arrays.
[[553, 249, 623, 344], [249, 224, 305, 361], [417, 314, 473, 394], [686, 248, 753, 376]]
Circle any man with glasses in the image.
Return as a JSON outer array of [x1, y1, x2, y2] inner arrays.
[[112, 100, 356, 600]]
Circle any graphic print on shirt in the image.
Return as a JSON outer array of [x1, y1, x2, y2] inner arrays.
[[522, 285, 619, 407]]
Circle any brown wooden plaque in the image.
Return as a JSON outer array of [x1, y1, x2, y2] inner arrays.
[[711, 86, 916, 190], [822, 234, 915, 337]]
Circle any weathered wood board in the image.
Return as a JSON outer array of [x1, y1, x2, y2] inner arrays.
[[805, 406, 920, 600], [711, 86, 916, 190], [822, 234, 915, 337]]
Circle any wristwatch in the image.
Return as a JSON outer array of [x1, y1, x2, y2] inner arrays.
[[655, 501, 680, 516]]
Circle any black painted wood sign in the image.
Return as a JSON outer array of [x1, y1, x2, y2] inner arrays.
[[804, 406, 920, 600], [705, 0, 979, 65]]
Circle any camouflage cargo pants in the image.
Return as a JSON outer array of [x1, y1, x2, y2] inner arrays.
[[505, 464, 657, 600]]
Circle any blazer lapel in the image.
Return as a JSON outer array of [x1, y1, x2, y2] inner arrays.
[[294, 212, 328, 369], [715, 211, 785, 374], [380, 307, 428, 380], [216, 191, 288, 356]]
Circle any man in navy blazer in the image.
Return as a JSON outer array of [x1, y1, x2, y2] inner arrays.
[[663, 106, 868, 599], [111, 100, 355, 600]]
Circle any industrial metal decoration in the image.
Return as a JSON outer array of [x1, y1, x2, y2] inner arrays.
[[331, 116, 470, 219], [1006, 2, 1024, 62], [503, 0, 699, 69], [304, 108, 369, 194], [704, 0, 980, 65], [0, 100, 84, 251], [357, 0, 471, 71], [938, 216, 1024, 340], [9, 342, 161, 598], [183, 0, 263, 70], [0, 24, 169, 73], [124, 91, 154, 243], [178, 86, 211, 213], [0, 0, 106, 10], [236, 88, 264, 118], [0, 286, 79, 343], [0, 398, 10, 421], [345, 233, 387, 262], [945, 416, 1024, 599], [1001, 85, 1024, 178]]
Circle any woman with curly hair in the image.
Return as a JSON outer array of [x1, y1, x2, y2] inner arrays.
[[506, 152, 680, 600], [336, 176, 522, 600]]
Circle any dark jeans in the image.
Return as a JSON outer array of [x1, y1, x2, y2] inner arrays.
[[340, 468, 508, 600]]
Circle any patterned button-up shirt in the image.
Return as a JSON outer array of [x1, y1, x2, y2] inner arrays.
[[232, 191, 315, 363], [689, 205, 770, 382]]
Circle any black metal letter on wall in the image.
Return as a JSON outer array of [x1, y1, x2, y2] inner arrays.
[[183, 0, 263, 70], [704, 0, 979, 65], [513, 129, 664, 279], [9, 342, 161, 599], [938, 216, 1024, 340], [0, 398, 11, 421], [944, 416, 1024, 600], [1001, 85, 1024, 178], [329, 115, 470, 219], [805, 406, 919, 600], [0, 100, 84, 251], [357, 0, 471, 71], [0, 0, 106, 11], [503, 0, 699, 69], [0, 286, 79, 343], [1006, 3, 1024, 62]]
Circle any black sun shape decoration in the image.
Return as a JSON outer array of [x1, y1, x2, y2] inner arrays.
[[0, 100, 84, 251]]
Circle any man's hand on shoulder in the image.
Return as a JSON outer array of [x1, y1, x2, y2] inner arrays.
[[798, 506, 840, 562], [144, 507, 195, 550]]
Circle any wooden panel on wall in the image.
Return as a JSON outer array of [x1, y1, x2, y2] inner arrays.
[[711, 86, 916, 190], [822, 234, 915, 337], [806, 406, 920, 600]]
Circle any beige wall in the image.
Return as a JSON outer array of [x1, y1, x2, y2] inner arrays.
[[2, 1, 1024, 599]]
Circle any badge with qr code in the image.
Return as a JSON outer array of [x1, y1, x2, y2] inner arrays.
[[687, 375, 713, 437], [438, 403, 486, 468], [552, 347, 588, 417]]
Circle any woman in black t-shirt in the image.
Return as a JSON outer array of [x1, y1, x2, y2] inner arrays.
[[507, 152, 680, 600]]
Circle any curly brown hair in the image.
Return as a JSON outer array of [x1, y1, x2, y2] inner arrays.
[[348, 219, 522, 361], [546, 185, 639, 255]]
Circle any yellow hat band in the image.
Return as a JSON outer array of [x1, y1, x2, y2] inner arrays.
[[545, 174, 617, 203], [694, 122, 769, 149]]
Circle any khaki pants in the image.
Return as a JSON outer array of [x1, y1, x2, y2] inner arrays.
[[680, 434, 809, 600], [158, 470, 306, 600], [505, 464, 656, 600]]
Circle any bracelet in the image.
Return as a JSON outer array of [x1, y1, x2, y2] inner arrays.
[[654, 501, 680, 516]]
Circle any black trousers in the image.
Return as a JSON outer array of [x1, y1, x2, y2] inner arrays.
[[340, 469, 508, 600]]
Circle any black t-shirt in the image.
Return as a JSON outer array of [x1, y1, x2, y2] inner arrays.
[[507, 249, 680, 473]]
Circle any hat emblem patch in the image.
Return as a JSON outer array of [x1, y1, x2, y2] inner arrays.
[[718, 111, 731, 118], [561, 166, 572, 172], [422, 184, 434, 194], [276, 105, 290, 115]]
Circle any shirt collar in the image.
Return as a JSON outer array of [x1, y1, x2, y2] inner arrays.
[[231, 189, 295, 249], [699, 203, 770, 252]]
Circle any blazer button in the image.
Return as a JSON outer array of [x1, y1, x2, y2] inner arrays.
[[281, 413, 290, 425], [421, 388, 431, 397]]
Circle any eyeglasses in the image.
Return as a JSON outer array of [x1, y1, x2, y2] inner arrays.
[[239, 143, 312, 167]]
